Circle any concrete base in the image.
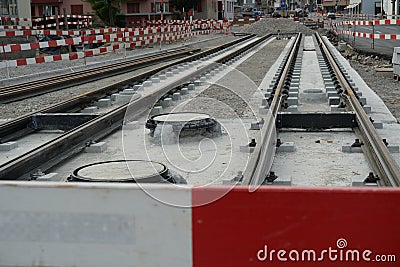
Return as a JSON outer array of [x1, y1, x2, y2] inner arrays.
[[264, 176, 292, 185], [110, 94, 118, 101], [180, 88, 188, 95], [150, 106, 163, 116], [0, 141, 18, 151], [328, 97, 340, 105], [276, 142, 295, 152], [162, 98, 172, 108], [121, 89, 135, 95], [172, 93, 181, 101], [363, 105, 372, 113], [96, 99, 111, 108], [373, 122, 383, 129], [81, 106, 98, 113], [85, 142, 107, 153], [330, 106, 346, 112], [287, 97, 298, 106], [36, 173, 59, 181], [188, 84, 195, 91], [342, 146, 363, 153], [240, 146, 255, 153], [388, 145, 400, 153], [286, 105, 298, 112]]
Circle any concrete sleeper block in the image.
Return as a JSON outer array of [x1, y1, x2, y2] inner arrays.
[[0, 141, 18, 151], [85, 142, 107, 153]]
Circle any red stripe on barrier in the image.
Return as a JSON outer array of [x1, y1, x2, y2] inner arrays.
[[192, 187, 400, 267], [16, 58, 26, 66], [35, 57, 45, 64]]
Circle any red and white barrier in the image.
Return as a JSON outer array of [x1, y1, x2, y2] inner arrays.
[[335, 29, 400, 40], [0, 30, 211, 68], [0, 182, 399, 267], [0, 14, 92, 23], [333, 18, 400, 27]]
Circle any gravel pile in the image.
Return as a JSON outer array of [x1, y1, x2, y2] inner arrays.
[[238, 18, 315, 36]]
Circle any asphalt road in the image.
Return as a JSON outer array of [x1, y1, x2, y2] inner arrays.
[[331, 19, 399, 58]]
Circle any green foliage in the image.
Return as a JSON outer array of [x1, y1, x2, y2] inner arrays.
[[169, 0, 200, 11], [84, 0, 120, 26]]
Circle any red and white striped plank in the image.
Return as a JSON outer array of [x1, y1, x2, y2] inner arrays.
[[0, 30, 211, 68], [0, 25, 200, 37], [337, 29, 400, 40], [0, 183, 399, 267], [334, 18, 400, 27], [0, 28, 199, 53]]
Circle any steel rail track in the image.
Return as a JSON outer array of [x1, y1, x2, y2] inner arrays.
[[0, 35, 255, 143], [0, 34, 272, 180], [0, 48, 199, 104], [242, 33, 303, 186], [316, 33, 400, 186]]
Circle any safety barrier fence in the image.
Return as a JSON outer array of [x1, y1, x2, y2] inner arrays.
[[0, 14, 92, 23], [0, 183, 399, 267], [0, 29, 213, 68]]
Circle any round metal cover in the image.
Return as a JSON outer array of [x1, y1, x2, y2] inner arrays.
[[69, 160, 168, 183]]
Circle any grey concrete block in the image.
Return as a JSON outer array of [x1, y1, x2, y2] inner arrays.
[[181, 88, 189, 95], [150, 106, 163, 115], [172, 93, 181, 101], [373, 122, 383, 129], [388, 145, 400, 153], [0, 141, 18, 151], [363, 105, 372, 113], [276, 142, 295, 152], [115, 94, 132, 103], [327, 92, 338, 97], [359, 97, 367, 106], [329, 97, 340, 105], [342, 146, 363, 153], [121, 89, 135, 95], [151, 77, 160, 83], [110, 94, 118, 101], [85, 142, 107, 153], [143, 81, 152, 87], [286, 105, 298, 112], [287, 97, 298, 106], [166, 71, 173, 77], [250, 122, 261, 130], [269, 176, 292, 185], [36, 173, 58, 181], [159, 75, 167, 80], [161, 98, 172, 108], [330, 106, 346, 112], [81, 106, 98, 113], [132, 85, 142, 91], [96, 98, 111, 108], [194, 80, 202, 86], [172, 68, 179, 74], [240, 145, 255, 153], [188, 84, 195, 90]]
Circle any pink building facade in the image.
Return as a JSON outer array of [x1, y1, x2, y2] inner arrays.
[[31, 0, 94, 17]]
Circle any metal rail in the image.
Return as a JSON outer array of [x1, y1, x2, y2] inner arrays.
[[0, 49, 198, 103], [315, 32, 400, 186], [0, 34, 272, 180], [0, 35, 255, 143], [242, 33, 302, 186]]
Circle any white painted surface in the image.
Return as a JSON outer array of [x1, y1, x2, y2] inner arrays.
[[0, 182, 192, 267]]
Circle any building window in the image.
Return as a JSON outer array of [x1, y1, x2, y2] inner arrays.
[[71, 5, 83, 15], [374, 1, 381, 15], [197, 1, 203, 12], [155, 2, 161, 12], [43, 5, 56, 16], [127, 2, 140, 13], [163, 3, 169, 12]]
